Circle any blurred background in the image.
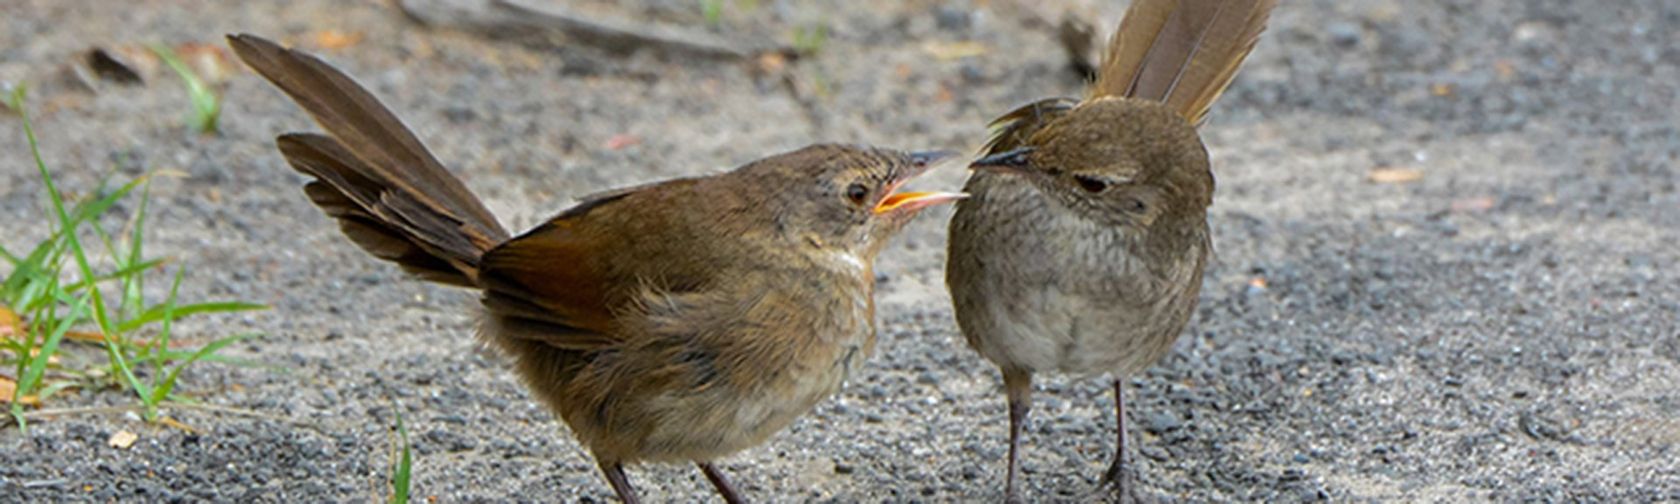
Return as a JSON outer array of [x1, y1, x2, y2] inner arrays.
[[1, 0, 1677, 501]]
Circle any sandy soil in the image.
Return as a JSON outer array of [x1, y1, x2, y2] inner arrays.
[[2, 0, 1677, 501]]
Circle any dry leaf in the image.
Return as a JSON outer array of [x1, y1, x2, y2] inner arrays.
[[74, 42, 234, 88], [174, 42, 237, 85], [86, 48, 144, 84], [104, 45, 162, 82], [158, 416, 199, 434], [66, 330, 114, 344], [0, 376, 28, 405], [922, 41, 989, 60], [0, 304, 20, 338], [108, 430, 139, 449], [1, 305, 137, 347], [1430, 83, 1455, 97], [755, 52, 787, 74], [311, 30, 365, 50], [15, 347, 62, 366], [1368, 167, 1423, 184]]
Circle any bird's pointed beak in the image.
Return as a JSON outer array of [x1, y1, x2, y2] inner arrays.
[[969, 147, 1035, 175], [907, 150, 958, 167], [873, 150, 967, 214]]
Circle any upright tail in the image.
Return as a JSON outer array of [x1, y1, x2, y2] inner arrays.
[[1090, 0, 1277, 125], [228, 34, 510, 286]]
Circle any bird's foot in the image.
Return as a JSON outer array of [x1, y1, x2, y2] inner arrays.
[[1095, 457, 1147, 504]]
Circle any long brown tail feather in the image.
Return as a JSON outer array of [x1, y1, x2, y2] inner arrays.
[[1091, 0, 1277, 125], [279, 133, 483, 286], [229, 33, 510, 284]]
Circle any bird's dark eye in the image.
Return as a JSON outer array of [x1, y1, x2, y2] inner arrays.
[[845, 183, 870, 204], [1074, 175, 1109, 193]]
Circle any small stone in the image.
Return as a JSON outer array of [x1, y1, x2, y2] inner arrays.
[[915, 371, 939, 385], [443, 106, 477, 123], [1141, 446, 1170, 462], [424, 429, 477, 452], [1512, 21, 1557, 45], [1326, 21, 1361, 47], [107, 430, 138, 449], [1143, 411, 1182, 434], [933, 6, 973, 32]]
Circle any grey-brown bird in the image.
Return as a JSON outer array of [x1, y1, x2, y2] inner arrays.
[[944, 0, 1276, 500], [226, 34, 964, 503]]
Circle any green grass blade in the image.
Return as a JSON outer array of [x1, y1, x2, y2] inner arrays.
[[36, 380, 80, 403], [129, 351, 266, 369], [151, 333, 252, 406], [8, 270, 53, 312], [16, 300, 81, 392], [59, 258, 167, 293], [116, 301, 267, 333], [3, 218, 71, 303], [150, 44, 221, 134], [16, 86, 117, 339], [145, 269, 184, 402], [71, 177, 147, 229], [391, 408, 413, 504], [122, 178, 152, 320], [101, 333, 150, 407], [12, 84, 104, 335]]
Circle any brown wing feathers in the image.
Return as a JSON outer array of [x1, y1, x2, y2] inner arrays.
[[1091, 0, 1277, 124], [228, 34, 509, 284]]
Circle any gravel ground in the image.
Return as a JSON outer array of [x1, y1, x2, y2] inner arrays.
[[2, 0, 1678, 502]]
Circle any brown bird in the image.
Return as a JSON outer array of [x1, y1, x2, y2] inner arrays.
[[226, 34, 963, 503], [944, 0, 1276, 500]]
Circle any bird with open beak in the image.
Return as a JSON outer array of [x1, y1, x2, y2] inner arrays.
[[226, 33, 964, 503]]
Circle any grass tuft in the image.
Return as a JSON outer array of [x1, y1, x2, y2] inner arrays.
[[2, 85, 263, 430], [150, 44, 222, 134], [390, 407, 414, 504]]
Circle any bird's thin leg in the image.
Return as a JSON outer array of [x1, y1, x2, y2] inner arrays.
[[1101, 378, 1128, 489], [598, 461, 640, 504], [1003, 368, 1034, 503], [697, 462, 747, 504]]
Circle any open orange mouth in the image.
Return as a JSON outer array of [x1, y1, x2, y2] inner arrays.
[[870, 150, 965, 214], [874, 190, 967, 214]]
